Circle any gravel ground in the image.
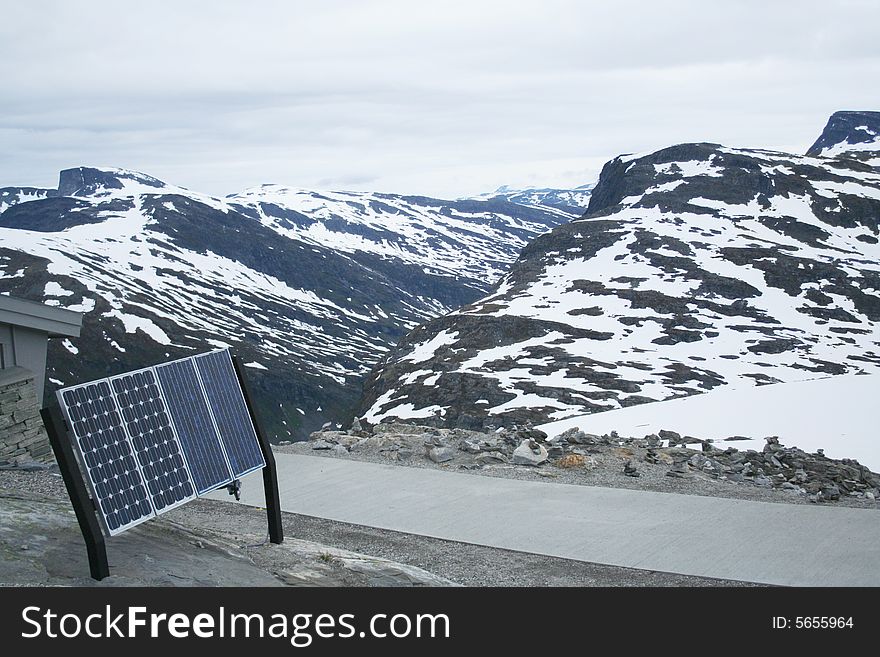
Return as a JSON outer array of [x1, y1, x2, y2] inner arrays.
[[279, 440, 880, 510], [0, 469, 758, 586]]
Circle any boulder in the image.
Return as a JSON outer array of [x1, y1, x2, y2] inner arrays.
[[426, 446, 455, 464], [311, 439, 334, 450], [475, 451, 508, 465], [555, 454, 587, 469], [459, 439, 482, 454], [375, 423, 432, 435], [512, 439, 548, 466]]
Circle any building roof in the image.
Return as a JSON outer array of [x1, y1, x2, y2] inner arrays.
[[0, 295, 83, 338]]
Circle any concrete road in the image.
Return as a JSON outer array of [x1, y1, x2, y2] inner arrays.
[[213, 454, 880, 586]]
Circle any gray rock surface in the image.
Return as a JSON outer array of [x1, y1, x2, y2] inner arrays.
[[0, 484, 454, 587], [427, 446, 456, 463], [512, 439, 548, 466]]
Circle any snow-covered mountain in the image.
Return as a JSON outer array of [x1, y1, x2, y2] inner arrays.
[[473, 184, 594, 214], [0, 167, 577, 439], [359, 113, 880, 430], [807, 110, 880, 168]]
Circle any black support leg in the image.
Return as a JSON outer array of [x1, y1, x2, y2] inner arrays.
[[41, 405, 110, 581], [231, 355, 284, 544]]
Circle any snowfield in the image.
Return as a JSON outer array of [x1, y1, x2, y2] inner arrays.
[[537, 373, 880, 472]]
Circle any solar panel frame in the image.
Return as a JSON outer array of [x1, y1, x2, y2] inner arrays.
[[57, 379, 156, 537]]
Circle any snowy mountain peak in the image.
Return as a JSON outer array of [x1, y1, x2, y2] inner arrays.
[[806, 110, 880, 167], [472, 184, 595, 212], [58, 166, 169, 197]]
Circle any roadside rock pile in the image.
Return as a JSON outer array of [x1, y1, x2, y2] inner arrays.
[[301, 422, 880, 504]]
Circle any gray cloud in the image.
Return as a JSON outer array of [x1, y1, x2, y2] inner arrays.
[[2, 0, 878, 198]]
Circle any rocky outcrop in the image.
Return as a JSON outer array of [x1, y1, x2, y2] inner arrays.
[[806, 110, 880, 167], [0, 485, 456, 587]]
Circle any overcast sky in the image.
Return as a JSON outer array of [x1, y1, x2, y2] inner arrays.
[[2, 0, 878, 198]]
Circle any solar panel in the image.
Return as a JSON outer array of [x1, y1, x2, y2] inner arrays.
[[155, 358, 234, 495], [110, 369, 196, 512], [56, 348, 267, 538], [59, 382, 154, 535], [195, 350, 266, 478]]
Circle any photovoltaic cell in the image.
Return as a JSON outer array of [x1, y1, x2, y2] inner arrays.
[[110, 370, 195, 512], [57, 347, 267, 538], [195, 350, 266, 478], [60, 383, 153, 535], [155, 358, 234, 494]]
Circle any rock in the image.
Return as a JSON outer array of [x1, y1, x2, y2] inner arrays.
[[612, 447, 635, 460], [459, 439, 482, 454], [512, 439, 548, 466], [375, 423, 432, 435], [426, 446, 455, 463], [557, 428, 598, 445], [0, 461, 53, 472], [311, 439, 334, 450], [331, 445, 349, 457], [350, 417, 364, 433], [821, 483, 841, 500], [658, 429, 681, 443], [397, 448, 414, 460], [623, 460, 640, 477], [555, 454, 587, 469], [644, 434, 661, 448], [645, 449, 659, 464], [866, 491, 876, 501], [475, 451, 508, 465], [754, 475, 772, 487], [516, 427, 548, 443]]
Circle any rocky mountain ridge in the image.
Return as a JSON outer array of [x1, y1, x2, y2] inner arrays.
[[0, 168, 579, 439], [359, 112, 880, 430]]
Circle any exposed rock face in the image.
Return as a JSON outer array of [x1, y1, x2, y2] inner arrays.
[[0, 167, 575, 440], [359, 116, 880, 431], [806, 110, 880, 167], [0, 487, 455, 587]]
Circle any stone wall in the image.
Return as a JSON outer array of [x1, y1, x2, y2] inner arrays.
[[0, 369, 52, 463]]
